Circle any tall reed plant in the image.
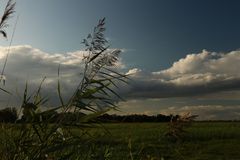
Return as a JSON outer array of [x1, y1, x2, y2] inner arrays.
[[0, 1, 128, 159]]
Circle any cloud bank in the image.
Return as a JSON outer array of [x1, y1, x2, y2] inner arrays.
[[126, 49, 240, 99], [0, 45, 239, 119]]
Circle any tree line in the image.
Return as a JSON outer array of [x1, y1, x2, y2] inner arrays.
[[97, 114, 179, 122], [0, 107, 181, 123]]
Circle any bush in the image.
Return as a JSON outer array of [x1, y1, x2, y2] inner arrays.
[[0, 107, 17, 123]]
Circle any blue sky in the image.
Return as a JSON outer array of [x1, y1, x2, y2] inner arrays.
[[0, 0, 240, 119], [2, 0, 240, 70]]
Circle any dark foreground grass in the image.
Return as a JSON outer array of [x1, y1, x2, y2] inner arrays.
[[84, 122, 240, 160], [1, 122, 240, 160]]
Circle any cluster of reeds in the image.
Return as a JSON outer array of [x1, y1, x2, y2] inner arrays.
[[165, 112, 198, 141]]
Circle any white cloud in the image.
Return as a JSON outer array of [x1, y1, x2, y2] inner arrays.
[[126, 68, 142, 75], [156, 50, 211, 77], [153, 49, 240, 80]]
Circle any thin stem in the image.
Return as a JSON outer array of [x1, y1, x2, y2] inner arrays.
[[0, 15, 19, 82]]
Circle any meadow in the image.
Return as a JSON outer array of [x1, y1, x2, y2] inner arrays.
[[82, 122, 240, 160], [1, 119, 240, 159]]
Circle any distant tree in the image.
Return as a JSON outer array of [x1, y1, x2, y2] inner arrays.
[[97, 113, 176, 122], [0, 107, 18, 123]]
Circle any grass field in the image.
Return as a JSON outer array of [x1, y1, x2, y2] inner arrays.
[[1, 122, 240, 160], [83, 122, 240, 160]]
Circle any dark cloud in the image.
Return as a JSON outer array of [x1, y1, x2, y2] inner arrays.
[[125, 77, 240, 99]]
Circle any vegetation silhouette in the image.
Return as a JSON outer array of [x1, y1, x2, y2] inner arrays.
[[0, 1, 129, 158], [0, 107, 17, 123]]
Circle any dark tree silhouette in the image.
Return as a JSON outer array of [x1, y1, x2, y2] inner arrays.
[[0, 107, 17, 123]]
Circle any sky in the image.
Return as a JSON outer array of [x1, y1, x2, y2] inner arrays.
[[0, 0, 240, 120]]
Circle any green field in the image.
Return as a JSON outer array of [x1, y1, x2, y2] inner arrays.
[[1, 122, 240, 160], [84, 122, 240, 160]]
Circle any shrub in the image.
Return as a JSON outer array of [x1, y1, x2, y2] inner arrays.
[[0, 107, 17, 123], [165, 112, 198, 141]]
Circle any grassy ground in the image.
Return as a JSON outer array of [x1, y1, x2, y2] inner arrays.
[[84, 122, 240, 160], [0, 122, 240, 159]]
